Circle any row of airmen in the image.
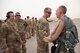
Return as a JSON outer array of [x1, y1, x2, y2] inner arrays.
[[0, 11, 38, 53]]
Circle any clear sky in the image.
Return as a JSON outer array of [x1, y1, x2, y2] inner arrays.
[[0, 0, 80, 20]]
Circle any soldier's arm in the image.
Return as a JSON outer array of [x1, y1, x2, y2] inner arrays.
[[15, 32, 24, 44], [49, 21, 60, 37], [46, 23, 50, 36], [24, 21, 28, 27], [24, 21, 28, 32], [50, 19, 64, 41], [39, 21, 48, 39]]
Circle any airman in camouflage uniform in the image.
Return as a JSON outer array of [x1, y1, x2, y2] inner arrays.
[[0, 11, 22, 53], [14, 12, 27, 53], [25, 16, 31, 39], [37, 7, 52, 53], [34, 17, 38, 34], [31, 17, 35, 36]]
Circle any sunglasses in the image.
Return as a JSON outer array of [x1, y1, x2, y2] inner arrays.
[[15, 15, 21, 16], [46, 11, 52, 14]]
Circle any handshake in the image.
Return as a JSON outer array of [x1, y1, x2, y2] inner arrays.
[[43, 35, 52, 42]]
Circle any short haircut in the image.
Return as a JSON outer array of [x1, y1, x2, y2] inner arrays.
[[59, 5, 67, 14], [32, 17, 34, 19], [27, 16, 29, 18], [35, 17, 37, 19], [6, 11, 14, 19], [44, 7, 51, 12]]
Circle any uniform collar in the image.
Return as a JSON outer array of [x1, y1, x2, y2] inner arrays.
[[42, 16, 49, 21]]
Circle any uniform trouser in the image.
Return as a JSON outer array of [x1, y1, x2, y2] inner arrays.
[[26, 26, 31, 38], [37, 46, 49, 53], [26, 32, 31, 39], [21, 39, 26, 53], [37, 41, 49, 53], [22, 44, 26, 53], [55, 42, 75, 53], [20, 33, 27, 53], [0, 47, 21, 53], [32, 28, 35, 36], [8, 45, 21, 53]]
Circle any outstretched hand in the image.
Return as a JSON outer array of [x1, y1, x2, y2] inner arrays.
[[43, 36, 51, 42]]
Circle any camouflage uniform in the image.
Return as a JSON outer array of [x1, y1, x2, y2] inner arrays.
[[34, 18, 38, 34], [14, 19, 27, 53], [0, 20, 4, 53], [37, 17, 50, 53], [0, 20, 22, 53], [31, 19, 35, 36], [25, 19, 31, 39]]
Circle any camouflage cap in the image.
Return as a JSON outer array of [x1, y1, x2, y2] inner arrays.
[[15, 12, 21, 16]]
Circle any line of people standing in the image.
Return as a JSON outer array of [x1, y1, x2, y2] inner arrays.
[[0, 11, 38, 53], [0, 5, 78, 53]]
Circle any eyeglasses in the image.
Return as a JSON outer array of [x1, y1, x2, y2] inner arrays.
[[47, 12, 51, 14], [15, 15, 21, 16], [46, 11, 52, 14]]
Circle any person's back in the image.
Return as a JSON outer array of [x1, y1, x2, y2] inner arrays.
[[62, 16, 75, 30], [58, 15, 79, 53]]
